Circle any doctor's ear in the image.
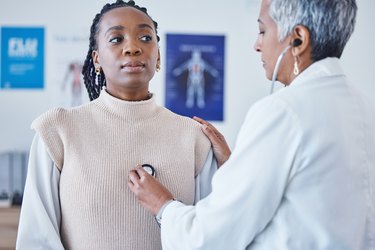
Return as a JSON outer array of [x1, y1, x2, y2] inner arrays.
[[290, 25, 310, 57]]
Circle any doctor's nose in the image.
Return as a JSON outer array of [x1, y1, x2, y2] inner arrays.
[[254, 37, 261, 52]]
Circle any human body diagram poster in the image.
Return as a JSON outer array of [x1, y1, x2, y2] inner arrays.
[[51, 28, 89, 108], [165, 34, 225, 121]]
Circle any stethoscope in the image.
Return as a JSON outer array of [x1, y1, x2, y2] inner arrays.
[[142, 164, 156, 177], [269, 39, 302, 94]]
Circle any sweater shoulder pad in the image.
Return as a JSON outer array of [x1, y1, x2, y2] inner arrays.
[[31, 108, 68, 170], [162, 110, 212, 176]]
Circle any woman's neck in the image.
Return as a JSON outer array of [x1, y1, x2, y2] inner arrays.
[[105, 86, 151, 101]]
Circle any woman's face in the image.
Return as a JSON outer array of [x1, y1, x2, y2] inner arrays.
[[92, 7, 160, 99], [254, 0, 293, 85]]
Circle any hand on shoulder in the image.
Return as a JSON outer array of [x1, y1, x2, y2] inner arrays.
[[193, 116, 231, 167]]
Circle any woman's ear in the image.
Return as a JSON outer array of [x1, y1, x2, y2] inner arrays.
[[92, 50, 100, 69], [290, 25, 311, 57]]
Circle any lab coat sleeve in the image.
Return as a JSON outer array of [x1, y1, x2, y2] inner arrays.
[[160, 97, 302, 250], [194, 149, 216, 203], [16, 135, 64, 250]]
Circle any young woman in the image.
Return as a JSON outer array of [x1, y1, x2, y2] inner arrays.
[[16, 1, 216, 249]]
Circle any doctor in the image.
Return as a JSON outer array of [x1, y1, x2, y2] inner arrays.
[[128, 0, 375, 249]]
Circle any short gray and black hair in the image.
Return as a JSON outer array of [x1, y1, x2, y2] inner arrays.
[[269, 0, 357, 62]]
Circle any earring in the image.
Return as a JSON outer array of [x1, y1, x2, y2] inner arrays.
[[95, 67, 101, 76], [95, 67, 101, 86], [293, 57, 299, 76], [156, 63, 161, 72]]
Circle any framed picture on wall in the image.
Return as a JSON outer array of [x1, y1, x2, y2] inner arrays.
[[0, 27, 44, 89], [165, 34, 225, 121]]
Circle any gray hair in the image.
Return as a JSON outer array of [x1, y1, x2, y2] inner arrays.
[[269, 0, 357, 62]]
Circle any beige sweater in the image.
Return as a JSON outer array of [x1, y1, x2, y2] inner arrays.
[[31, 90, 211, 250]]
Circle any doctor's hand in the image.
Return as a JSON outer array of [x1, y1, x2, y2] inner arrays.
[[128, 165, 174, 215], [193, 116, 231, 167]]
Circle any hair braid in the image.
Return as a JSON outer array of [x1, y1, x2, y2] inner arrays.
[[82, 0, 160, 101]]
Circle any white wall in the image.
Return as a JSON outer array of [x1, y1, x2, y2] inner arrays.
[[0, 0, 374, 152]]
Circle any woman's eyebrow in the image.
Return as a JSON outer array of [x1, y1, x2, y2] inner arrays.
[[105, 25, 124, 36], [105, 23, 154, 36]]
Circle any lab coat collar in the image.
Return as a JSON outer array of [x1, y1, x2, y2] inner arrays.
[[291, 57, 345, 87]]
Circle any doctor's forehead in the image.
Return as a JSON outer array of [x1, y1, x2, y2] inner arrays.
[[258, 0, 275, 25]]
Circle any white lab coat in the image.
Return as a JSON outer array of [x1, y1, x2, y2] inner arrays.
[[161, 58, 375, 250]]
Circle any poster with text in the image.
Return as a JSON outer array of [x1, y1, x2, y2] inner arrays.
[[1, 27, 44, 89], [166, 34, 225, 121]]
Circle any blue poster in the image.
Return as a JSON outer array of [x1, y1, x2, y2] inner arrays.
[[166, 34, 225, 121], [1, 27, 44, 89]]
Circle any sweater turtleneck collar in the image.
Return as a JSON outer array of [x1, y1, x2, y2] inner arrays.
[[95, 89, 160, 122]]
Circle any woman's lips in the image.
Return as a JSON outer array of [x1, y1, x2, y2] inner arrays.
[[121, 61, 145, 73]]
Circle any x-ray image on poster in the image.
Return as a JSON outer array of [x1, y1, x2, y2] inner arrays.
[[166, 34, 225, 121]]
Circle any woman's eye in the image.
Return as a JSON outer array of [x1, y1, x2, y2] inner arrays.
[[109, 36, 123, 43], [258, 31, 265, 35], [140, 35, 152, 42]]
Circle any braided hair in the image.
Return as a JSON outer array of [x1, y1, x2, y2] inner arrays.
[[82, 0, 160, 101]]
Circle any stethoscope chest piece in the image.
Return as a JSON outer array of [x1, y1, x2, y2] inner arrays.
[[142, 164, 156, 177]]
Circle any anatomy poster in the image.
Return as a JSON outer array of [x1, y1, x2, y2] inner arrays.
[[165, 34, 225, 121], [50, 27, 89, 107]]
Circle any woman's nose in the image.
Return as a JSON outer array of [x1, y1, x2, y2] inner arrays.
[[122, 41, 142, 56]]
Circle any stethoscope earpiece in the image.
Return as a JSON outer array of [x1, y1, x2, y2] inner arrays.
[[292, 39, 302, 47]]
